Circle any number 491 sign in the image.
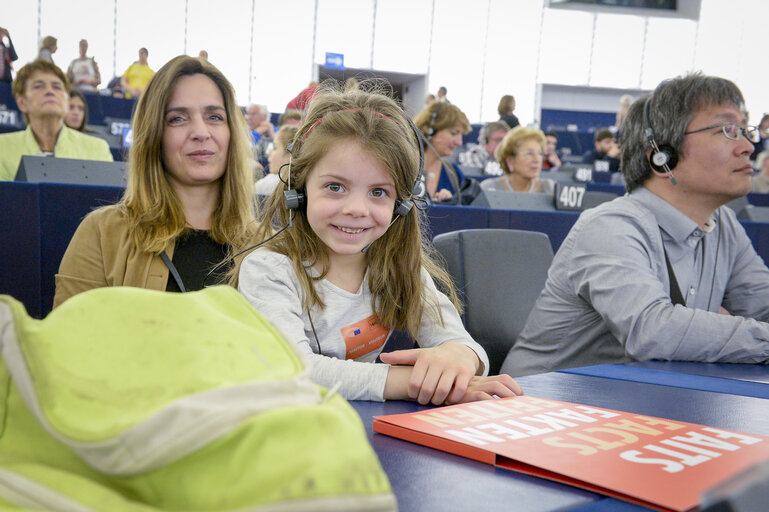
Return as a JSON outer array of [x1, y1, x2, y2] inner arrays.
[[554, 183, 586, 211]]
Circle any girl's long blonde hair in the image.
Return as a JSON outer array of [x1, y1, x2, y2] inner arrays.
[[118, 55, 258, 257], [234, 81, 460, 336]]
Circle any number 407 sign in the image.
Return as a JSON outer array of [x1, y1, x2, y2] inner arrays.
[[555, 183, 586, 211]]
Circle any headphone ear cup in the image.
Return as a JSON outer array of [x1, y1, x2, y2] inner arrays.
[[649, 144, 678, 173], [283, 189, 305, 210], [394, 199, 414, 218]]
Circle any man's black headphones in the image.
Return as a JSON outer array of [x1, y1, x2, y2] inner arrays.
[[643, 97, 679, 184], [426, 101, 443, 138], [282, 113, 425, 221]]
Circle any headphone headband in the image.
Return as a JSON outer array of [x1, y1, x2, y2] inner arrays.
[[426, 101, 443, 138]]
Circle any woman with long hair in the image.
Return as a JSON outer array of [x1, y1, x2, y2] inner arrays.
[[54, 55, 258, 306]]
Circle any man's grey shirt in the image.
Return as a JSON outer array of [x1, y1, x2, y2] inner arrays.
[[502, 187, 769, 377]]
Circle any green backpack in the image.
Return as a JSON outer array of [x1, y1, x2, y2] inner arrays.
[[0, 286, 395, 511]]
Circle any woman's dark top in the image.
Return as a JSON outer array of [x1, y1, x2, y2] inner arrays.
[[165, 230, 229, 292]]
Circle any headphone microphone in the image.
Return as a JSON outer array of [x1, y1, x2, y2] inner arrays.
[[643, 97, 679, 185]]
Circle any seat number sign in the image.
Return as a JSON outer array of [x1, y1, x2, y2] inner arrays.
[[555, 183, 586, 211]]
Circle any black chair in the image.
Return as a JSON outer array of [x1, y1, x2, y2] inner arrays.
[[432, 229, 554, 374]]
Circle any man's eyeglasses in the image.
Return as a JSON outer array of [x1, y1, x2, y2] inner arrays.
[[684, 122, 760, 144]]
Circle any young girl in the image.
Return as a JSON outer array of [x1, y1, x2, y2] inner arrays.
[[236, 84, 522, 404]]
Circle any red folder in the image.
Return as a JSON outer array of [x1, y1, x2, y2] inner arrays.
[[373, 396, 769, 511]]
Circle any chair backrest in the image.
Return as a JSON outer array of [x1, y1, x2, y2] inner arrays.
[[432, 229, 553, 374], [471, 190, 555, 211]]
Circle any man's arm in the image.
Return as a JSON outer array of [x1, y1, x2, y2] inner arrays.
[[719, 209, 769, 322], [568, 209, 769, 363]]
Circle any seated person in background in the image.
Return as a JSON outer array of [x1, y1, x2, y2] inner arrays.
[[120, 47, 154, 99], [481, 126, 555, 195], [0, 27, 18, 83], [503, 73, 769, 377], [66, 39, 101, 92], [542, 131, 562, 170], [277, 109, 302, 127], [498, 94, 520, 129], [751, 150, 769, 193], [583, 129, 620, 172], [64, 89, 89, 132], [254, 109, 301, 164], [457, 120, 509, 176], [254, 124, 297, 196], [0, 60, 112, 181], [286, 81, 318, 111], [54, 55, 258, 307], [245, 103, 273, 144], [236, 82, 522, 403], [413, 101, 474, 204], [615, 94, 633, 130]]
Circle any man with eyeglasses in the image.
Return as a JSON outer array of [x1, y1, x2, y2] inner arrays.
[[502, 72, 769, 377]]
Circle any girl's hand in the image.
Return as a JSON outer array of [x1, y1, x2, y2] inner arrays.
[[453, 374, 523, 404], [380, 343, 480, 404], [381, 345, 523, 404]]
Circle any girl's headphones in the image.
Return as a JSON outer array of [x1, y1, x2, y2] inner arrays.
[[643, 97, 679, 184], [282, 116, 425, 220]]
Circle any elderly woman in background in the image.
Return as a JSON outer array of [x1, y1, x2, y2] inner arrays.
[[481, 126, 555, 195], [413, 100, 473, 203], [38, 35, 57, 63], [54, 55, 259, 307]]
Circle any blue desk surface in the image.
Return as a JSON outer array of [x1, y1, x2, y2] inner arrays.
[[353, 371, 769, 511], [561, 362, 769, 399]]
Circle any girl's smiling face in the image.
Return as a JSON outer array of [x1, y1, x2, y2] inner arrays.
[[304, 138, 396, 264]]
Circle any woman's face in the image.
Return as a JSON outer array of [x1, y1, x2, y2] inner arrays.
[[431, 123, 464, 157], [65, 95, 85, 130], [506, 138, 544, 179], [161, 73, 230, 192]]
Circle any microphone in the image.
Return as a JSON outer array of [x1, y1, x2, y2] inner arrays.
[[203, 211, 295, 285]]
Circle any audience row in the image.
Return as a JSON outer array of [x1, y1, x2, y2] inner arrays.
[[2, 51, 768, 408]]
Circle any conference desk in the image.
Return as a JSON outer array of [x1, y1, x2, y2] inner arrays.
[[562, 361, 769, 399], [353, 371, 769, 512]]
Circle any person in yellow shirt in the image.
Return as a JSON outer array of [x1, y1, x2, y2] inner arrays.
[[120, 47, 154, 99], [0, 59, 113, 181]]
